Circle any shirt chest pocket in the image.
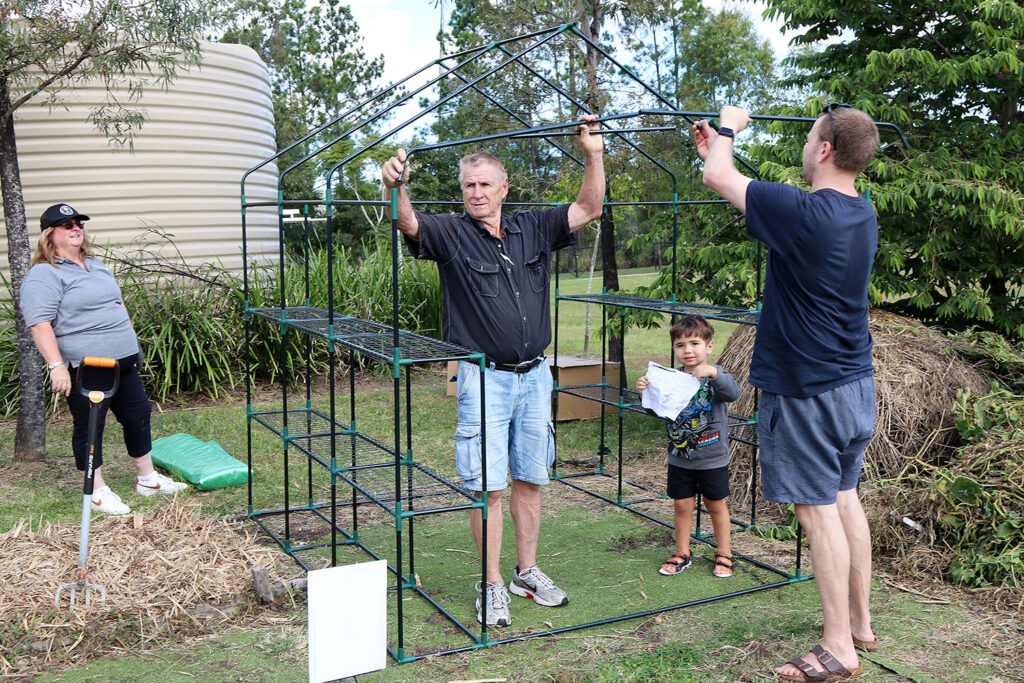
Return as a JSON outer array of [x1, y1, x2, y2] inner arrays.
[[525, 251, 548, 293], [466, 257, 499, 298]]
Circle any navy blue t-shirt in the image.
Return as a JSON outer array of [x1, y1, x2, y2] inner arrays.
[[745, 181, 877, 398]]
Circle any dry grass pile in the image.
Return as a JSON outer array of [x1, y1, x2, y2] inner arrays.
[[0, 498, 283, 677], [717, 310, 989, 520]]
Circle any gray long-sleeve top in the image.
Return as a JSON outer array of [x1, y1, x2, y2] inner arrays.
[[665, 365, 742, 471]]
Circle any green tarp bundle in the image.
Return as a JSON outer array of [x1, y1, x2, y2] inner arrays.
[[151, 433, 251, 490]]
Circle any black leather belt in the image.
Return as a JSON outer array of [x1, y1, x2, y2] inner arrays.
[[490, 356, 545, 374]]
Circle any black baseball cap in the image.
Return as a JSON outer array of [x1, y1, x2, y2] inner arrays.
[[40, 203, 90, 230]]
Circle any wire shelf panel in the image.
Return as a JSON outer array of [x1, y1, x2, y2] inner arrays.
[[249, 306, 391, 338], [253, 408, 397, 465], [557, 383, 644, 413], [252, 409, 475, 513], [342, 331, 479, 363], [557, 294, 759, 325], [248, 307, 480, 362], [336, 461, 476, 514]]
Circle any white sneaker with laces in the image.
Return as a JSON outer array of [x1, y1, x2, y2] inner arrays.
[[135, 471, 188, 496], [91, 486, 131, 515], [509, 565, 568, 607], [475, 581, 511, 627]]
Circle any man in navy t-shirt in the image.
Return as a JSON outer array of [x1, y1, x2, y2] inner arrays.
[[693, 105, 880, 681]]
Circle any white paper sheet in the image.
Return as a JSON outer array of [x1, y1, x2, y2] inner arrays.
[[308, 560, 387, 683], [640, 361, 701, 419]]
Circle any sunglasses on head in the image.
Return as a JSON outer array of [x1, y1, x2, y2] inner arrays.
[[55, 218, 83, 229], [822, 102, 854, 153]]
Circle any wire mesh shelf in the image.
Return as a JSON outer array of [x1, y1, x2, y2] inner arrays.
[[249, 307, 480, 362], [557, 383, 644, 413], [557, 294, 759, 325], [252, 408, 475, 514]]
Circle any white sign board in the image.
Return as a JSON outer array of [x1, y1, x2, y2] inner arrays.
[[308, 560, 387, 682]]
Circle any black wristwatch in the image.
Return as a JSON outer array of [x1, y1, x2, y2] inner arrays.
[[717, 127, 735, 138]]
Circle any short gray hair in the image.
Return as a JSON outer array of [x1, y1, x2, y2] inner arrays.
[[458, 152, 507, 184]]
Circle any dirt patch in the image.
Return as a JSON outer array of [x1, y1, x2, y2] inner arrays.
[[605, 528, 672, 553]]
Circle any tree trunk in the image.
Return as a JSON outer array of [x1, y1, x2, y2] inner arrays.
[[579, 2, 623, 374], [1, 81, 47, 461], [599, 185, 623, 370]]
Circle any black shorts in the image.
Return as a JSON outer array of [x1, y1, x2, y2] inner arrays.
[[66, 355, 152, 471], [667, 464, 730, 501]]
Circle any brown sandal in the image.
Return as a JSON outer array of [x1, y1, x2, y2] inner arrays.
[[852, 636, 879, 652], [658, 552, 691, 576], [777, 644, 863, 681], [713, 553, 733, 578]]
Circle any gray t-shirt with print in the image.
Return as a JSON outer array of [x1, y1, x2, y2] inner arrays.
[[20, 256, 139, 367]]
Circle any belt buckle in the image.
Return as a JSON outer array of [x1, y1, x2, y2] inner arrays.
[[516, 356, 542, 373]]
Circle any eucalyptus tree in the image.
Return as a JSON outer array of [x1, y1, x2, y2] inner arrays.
[[607, 3, 781, 315], [1, 0, 208, 460]]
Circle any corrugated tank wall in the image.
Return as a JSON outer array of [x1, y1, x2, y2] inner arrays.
[[1, 41, 279, 275]]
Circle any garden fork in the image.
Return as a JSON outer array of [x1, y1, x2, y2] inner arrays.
[[55, 357, 120, 608]]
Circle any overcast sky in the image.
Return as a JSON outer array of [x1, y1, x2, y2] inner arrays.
[[346, 0, 795, 92]]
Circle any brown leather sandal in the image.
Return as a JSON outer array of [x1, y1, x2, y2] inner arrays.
[[658, 552, 691, 576], [777, 644, 863, 681], [852, 636, 879, 652]]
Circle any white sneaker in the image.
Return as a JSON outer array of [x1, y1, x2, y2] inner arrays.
[[509, 565, 568, 607], [91, 486, 131, 515], [135, 471, 188, 496], [475, 581, 511, 627]]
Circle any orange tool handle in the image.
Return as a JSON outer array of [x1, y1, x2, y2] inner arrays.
[[83, 357, 117, 368]]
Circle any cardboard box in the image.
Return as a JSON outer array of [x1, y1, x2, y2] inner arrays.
[[446, 357, 622, 421], [549, 356, 621, 421]]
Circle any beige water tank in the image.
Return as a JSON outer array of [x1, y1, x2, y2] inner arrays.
[[1, 41, 279, 275]]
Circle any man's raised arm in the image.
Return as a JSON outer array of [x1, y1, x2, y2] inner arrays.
[[567, 114, 606, 232], [382, 148, 420, 241], [694, 105, 753, 213]]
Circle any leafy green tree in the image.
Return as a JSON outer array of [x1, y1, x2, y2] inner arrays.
[[757, 0, 1024, 337], [609, 4, 781, 316], [1, 0, 208, 460], [620, 2, 778, 112], [217, 0, 385, 252], [444, 1, 677, 365]]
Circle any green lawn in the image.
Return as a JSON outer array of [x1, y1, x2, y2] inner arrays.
[[1, 272, 1019, 681]]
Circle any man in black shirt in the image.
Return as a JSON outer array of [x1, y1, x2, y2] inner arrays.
[[382, 115, 603, 626]]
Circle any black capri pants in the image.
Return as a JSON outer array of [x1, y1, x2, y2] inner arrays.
[[66, 355, 152, 471]]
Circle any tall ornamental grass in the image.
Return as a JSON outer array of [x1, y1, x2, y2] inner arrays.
[[0, 237, 441, 413]]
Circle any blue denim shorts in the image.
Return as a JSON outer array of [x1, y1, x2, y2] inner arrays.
[[758, 376, 875, 505], [455, 360, 555, 492]]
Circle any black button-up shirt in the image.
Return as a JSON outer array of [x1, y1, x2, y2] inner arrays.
[[406, 204, 572, 364]]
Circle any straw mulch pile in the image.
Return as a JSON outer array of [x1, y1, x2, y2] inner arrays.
[[718, 310, 990, 519], [0, 498, 284, 677]]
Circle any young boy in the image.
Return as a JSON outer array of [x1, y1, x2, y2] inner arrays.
[[636, 315, 743, 578]]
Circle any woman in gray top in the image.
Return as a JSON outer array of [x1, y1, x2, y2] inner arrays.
[[20, 203, 186, 515]]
